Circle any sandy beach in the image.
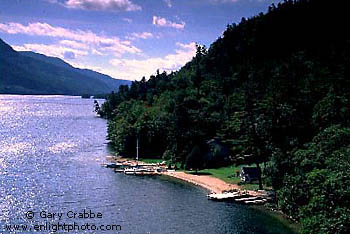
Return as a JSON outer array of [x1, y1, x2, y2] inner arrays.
[[163, 171, 241, 194], [107, 156, 258, 195]]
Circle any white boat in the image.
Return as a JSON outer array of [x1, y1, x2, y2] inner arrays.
[[124, 167, 158, 175], [244, 199, 268, 205], [207, 192, 240, 200], [124, 168, 137, 175]]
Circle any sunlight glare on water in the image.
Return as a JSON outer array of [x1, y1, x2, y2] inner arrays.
[[0, 95, 294, 234]]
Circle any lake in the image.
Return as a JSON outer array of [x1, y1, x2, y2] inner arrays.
[[0, 95, 295, 233]]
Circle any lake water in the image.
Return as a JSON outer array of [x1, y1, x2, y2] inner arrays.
[[0, 95, 295, 233]]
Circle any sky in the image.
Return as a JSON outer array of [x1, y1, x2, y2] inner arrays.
[[0, 0, 282, 81]]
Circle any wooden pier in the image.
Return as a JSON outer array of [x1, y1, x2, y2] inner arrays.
[[103, 160, 165, 176], [207, 190, 273, 205]]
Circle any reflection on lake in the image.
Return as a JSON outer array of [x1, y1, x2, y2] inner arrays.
[[0, 95, 295, 233]]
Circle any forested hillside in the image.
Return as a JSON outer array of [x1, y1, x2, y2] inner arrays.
[[0, 40, 130, 95], [99, 0, 350, 232]]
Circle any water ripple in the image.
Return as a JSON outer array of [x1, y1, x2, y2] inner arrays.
[[0, 95, 294, 234]]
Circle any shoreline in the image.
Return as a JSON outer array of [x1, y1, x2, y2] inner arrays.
[[163, 171, 241, 194], [106, 156, 262, 196], [105, 156, 299, 232], [162, 168, 298, 231]]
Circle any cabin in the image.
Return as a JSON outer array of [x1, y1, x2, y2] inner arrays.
[[240, 167, 260, 183]]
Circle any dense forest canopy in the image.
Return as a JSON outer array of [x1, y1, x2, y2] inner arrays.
[[98, 0, 350, 233]]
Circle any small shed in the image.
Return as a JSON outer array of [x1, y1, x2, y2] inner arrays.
[[240, 167, 260, 183]]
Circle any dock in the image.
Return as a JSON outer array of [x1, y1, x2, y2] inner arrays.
[[123, 168, 160, 175], [104, 157, 274, 206], [103, 159, 166, 176], [207, 190, 273, 205]]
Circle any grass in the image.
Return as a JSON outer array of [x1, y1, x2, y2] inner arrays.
[[241, 183, 262, 190], [186, 171, 212, 175], [138, 158, 165, 164], [185, 164, 271, 190], [136, 158, 270, 190], [192, 165, 243, 184]]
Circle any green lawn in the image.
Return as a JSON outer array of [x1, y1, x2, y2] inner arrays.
[[186, 165, 270, 190], [137, 158, 269, 190], [138, 158, 165, 164], [193, 165, 243, 184]]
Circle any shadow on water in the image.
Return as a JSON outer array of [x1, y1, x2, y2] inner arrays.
[[158, 175, 299, 234], [105, 142, 117, 155], [248, 206, 300, 234], [0, 95, 299, 234]]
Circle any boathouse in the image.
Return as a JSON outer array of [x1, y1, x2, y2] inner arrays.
[[240, 167, 260, 183]]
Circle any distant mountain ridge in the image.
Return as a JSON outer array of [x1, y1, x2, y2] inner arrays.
[[0, 39, 131, 95]]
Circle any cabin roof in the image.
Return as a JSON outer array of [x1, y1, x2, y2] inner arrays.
[[241, 167, 260, 178]]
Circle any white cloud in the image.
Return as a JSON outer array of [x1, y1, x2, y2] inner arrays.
[[92, 49, 104, 56], [126, 32, 153, 40], [109, 42, 196, 80], [64, 51, 76, 59], [164, 0, 172, 8], [59, 40, 89, 50], [63, 0, 141, 12], [68, 61, 105, 73], [122, 18, 133, 23], [152, 16, 185, 29], [13, 42, 116, 77], [13, 43, 88, 59], [0, 22, 141, 57], [176, 42, 195, 50]]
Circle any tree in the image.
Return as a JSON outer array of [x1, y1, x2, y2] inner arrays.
[[278, 125, 350, 233], [185, 145, 204, 173], [93, 100, 100, 113], [97, 2, 350, 232]]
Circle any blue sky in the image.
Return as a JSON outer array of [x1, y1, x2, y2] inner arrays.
[[0, 0, 282, 80]]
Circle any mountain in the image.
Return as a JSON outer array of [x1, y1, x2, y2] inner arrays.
[[19, 51, 130, 93], [0, 39, 130, 95], [19, 51, 74, 69]]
